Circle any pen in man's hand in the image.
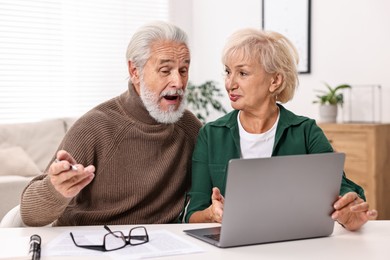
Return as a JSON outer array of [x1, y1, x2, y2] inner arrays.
[[55, 159, 78, 171], [29, 234, 41, 260]]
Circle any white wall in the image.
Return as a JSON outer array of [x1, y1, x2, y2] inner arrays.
[[171, 0, 390, 123]]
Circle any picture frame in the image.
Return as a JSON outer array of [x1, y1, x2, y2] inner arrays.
[[262, 0, 311, 74]]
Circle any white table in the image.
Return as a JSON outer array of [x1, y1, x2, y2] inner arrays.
[[0, 220, 389, 259]]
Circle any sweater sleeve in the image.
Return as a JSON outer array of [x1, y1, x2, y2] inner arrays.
[[20, 174, 72, 226], [20, 115, 97, 226]]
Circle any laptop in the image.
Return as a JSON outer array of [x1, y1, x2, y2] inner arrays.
[[183, 152, 345, 248]]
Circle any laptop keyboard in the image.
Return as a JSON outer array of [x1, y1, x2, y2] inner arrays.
[[204, 233, 220, 241]]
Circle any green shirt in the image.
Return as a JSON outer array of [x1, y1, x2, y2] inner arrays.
[[184, 104, 365, 223]]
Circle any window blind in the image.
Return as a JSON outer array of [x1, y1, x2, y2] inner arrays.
[[0, 0, 168, 123]]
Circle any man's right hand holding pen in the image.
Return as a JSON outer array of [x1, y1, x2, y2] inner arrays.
[[48, 150, 95, 198]]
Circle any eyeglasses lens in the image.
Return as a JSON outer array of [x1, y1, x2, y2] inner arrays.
[[130, 227, 148, 245], [105, 231, 126, 251]]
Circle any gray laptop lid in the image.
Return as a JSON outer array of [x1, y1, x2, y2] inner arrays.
[[184, 152, 345, 248]]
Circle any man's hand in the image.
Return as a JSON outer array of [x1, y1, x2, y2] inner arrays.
[[48, 150, 95, 198], [332, 192, 378, 231], [208, 187, 225, 223]]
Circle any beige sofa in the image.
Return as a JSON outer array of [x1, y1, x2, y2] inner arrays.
[[0, 118, 76, 220]]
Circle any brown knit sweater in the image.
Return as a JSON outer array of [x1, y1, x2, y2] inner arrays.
[[20, 84, 202, 226]]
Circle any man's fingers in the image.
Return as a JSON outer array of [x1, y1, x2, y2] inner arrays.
[[47, 150, 96, 198], [49, 162, 95, 198], [50, 150, 78, 176], [52, 171, 95, 198], [61, 169, 90, 186], [53, 165, 95, 185], [61, 173, 95, 198], [56, 150, 77, 165], [52, 159, 77, 173]]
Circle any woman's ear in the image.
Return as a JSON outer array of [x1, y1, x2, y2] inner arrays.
[[269, 73, 283, 93]]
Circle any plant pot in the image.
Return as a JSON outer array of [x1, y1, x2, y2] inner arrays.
[[319, 104, 338, 123]]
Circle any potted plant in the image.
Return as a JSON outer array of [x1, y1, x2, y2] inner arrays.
[[313, 82, 351, 123], [186, 81, 227, 124]]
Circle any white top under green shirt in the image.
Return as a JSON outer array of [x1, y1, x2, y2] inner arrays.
[[238, 110, 280, 159]]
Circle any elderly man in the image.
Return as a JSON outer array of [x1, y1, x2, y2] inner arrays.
[[20, 21, 202, 226]]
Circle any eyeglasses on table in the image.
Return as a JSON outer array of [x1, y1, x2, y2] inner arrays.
[[70, 225, 149, 252]]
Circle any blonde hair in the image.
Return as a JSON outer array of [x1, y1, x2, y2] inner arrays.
[[222, 28, 299, 103]]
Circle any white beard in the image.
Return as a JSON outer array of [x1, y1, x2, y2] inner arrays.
[[139, 79, 186, 124]]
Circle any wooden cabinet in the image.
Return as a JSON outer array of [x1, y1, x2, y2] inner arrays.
[[319, 123, 390, 220]]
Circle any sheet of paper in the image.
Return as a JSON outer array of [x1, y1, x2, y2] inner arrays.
[[0, 236, 29, 259], [43, 228, 204, 259]]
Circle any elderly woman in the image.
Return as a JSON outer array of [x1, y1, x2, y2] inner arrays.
[[184, 28, 377, 231]]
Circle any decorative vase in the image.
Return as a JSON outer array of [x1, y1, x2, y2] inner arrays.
[[319, 104, 338, 123]]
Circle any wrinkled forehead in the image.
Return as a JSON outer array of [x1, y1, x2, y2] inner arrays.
[[149, 40, 190, 62]]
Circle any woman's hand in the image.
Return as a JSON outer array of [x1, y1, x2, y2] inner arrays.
[[332, 192, 378, 231], [189, 187, 225, 223], [208, 187, 225, 223]]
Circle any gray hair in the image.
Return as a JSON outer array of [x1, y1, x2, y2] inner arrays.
[[126, 21, 189, 71], [222, 28, 299, 103]]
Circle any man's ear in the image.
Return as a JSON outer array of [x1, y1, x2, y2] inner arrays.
[[128, 61, 141, 94], [269, 73, 283, 93], [128, 61, 139, 78]]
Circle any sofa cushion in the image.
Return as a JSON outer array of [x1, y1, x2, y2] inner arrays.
[[0, 175, 33, 221], [0, 146, 41, 177], [0, 119, 67, 171], [63, 117, 77, 132]]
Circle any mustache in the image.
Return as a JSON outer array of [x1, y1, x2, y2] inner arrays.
[[160, 89, 184, 97]]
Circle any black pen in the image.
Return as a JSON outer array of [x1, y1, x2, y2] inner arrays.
[[29, 234, 41, 260]]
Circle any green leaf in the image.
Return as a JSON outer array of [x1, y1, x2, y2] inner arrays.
[[186, 81, 228, 124], [313, 82, 351, 105]]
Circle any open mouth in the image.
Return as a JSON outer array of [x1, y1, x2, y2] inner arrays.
[[163, 95, 180, 101]]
